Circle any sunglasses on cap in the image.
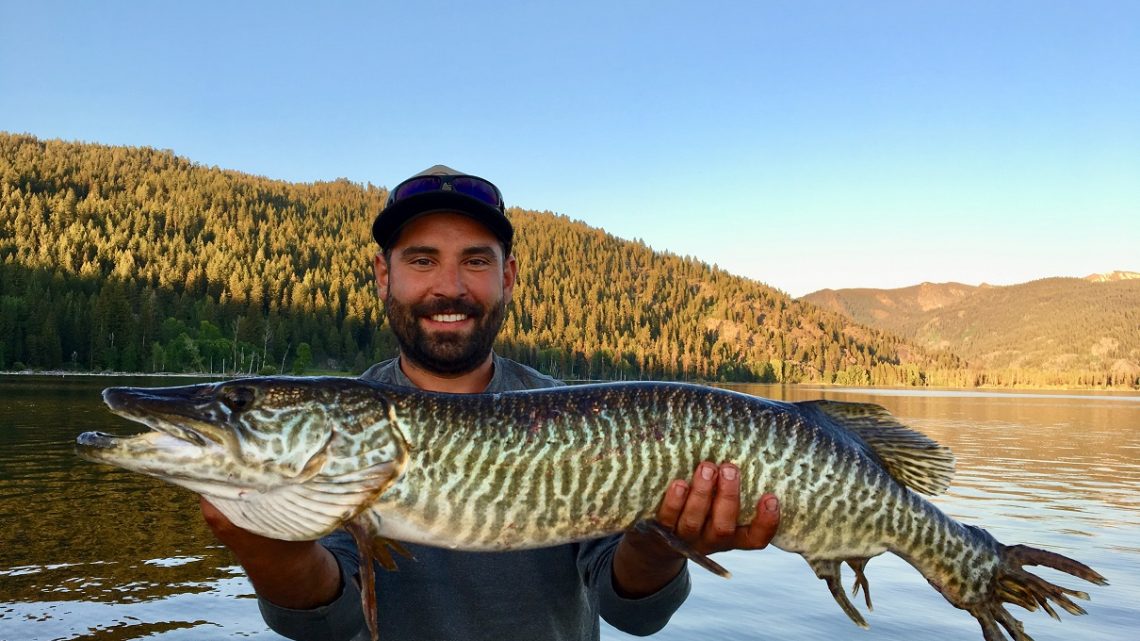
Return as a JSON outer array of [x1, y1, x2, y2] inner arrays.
[[387, 174, 505, 211]]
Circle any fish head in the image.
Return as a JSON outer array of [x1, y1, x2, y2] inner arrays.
[[77, 376, 410, 540]]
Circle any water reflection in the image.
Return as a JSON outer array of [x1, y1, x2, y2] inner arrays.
[[1, 376, 282, 640], [1, 377, 1136, 641], [2, 572, 283, 641]]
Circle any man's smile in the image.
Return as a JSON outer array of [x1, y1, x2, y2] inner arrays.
[[429, 313, 470, 323]]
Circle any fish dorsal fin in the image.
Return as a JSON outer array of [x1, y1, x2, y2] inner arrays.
[[800, 400, 956, 496]]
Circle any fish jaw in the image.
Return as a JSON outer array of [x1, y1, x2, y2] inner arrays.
[[77, 428, 230, 485], [101, 382, 236, 448], [77, 377, 412, 541], [78, 384, 234, 478], [78, 381, 330, 491]]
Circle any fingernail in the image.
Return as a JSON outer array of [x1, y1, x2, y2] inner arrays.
[[721, 466, 737, 481], [763, 496, 779, 512], [673, 482, 688, 497], [700, 465, 714, 481]]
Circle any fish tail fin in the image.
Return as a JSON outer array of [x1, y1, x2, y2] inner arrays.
[[966, 543, 1107, 641]]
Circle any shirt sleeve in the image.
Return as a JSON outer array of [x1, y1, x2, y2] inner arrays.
[[578, 535, 692, 636], [257, 532, 367, 641]]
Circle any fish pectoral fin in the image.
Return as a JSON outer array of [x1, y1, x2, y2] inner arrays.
[[342, 513, 418, 641], [345, 518, 380, 641], [806, 557, 870, 629], [799, 400, 956, 496], [633, 520, 731, 578]]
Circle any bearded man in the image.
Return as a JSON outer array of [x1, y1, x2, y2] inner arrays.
[[202, 165, 781, 641]]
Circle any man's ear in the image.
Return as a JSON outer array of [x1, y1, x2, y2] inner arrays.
[[373, 253, 390, 300], [502, 253, 518, 304]]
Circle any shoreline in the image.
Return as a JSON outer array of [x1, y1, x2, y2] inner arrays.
[[0, 370, 240, 379], [1, 369, 1136, 393]]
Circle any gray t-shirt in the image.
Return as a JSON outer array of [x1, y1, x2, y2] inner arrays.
[[259, 354, 691, 641]]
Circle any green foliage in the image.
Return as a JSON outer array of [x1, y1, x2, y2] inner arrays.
[[2, 133, 1129, 388], [292, 342, 313, 375], [0, 133, 386, 375]]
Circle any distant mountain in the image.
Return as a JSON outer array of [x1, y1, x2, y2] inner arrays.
[[802, 282, 979, 334], [1084, 270, 1140, 283], [803, 277, 1140, 377]]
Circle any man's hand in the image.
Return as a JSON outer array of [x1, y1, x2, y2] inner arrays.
[[612, 462, 780, 598], [200, 497, 342, 610]]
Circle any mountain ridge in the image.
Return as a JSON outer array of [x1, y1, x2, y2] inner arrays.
[[0, 132, 966, 386], [1084, 270, 1140, 283], [2, 132, 1133, 388], [802, 276, 1140, 376]]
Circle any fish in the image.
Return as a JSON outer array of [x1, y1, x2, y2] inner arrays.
[[76, 376, 1107, 641]]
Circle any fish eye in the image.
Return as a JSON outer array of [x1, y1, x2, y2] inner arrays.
[[221, 386, 256, 413]]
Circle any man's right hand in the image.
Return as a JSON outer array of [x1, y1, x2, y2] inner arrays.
[[199, 497, 342, 610]]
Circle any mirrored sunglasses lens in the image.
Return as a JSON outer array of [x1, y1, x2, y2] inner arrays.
[[393, 176, 443, 200], [451, 177, 500, 207]]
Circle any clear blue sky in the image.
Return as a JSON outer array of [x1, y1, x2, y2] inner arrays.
[[2, 1, 1137, 296]]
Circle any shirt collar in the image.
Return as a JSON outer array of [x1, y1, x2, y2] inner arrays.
[[391, 352, 502, 393]]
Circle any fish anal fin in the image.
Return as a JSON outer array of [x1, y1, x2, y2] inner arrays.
[[805, 557, 869, 629], [800, 400, 956, 496], [633, 520, 731, 578]]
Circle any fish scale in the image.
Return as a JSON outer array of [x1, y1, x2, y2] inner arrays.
[[77, 376, 1107, 641], [384, 384, 886, 552]]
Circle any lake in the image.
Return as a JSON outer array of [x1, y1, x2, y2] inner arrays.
[[1, 376, 1136, 641]]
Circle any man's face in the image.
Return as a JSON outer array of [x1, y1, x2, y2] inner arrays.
[[374, 212, 517, 376]]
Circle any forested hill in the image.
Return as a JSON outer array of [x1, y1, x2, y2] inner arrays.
[[0, 131, 1021, 387], [803, 278, 1140, 383]]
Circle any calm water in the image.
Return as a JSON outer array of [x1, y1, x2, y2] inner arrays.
[[1, 376, 1137, 641]]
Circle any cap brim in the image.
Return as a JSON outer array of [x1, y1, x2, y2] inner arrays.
[[372, 192, 512, 250]]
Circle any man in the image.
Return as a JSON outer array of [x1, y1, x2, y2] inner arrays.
[[201, 165, 781, 640]]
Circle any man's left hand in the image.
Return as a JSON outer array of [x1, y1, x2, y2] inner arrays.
[[612, 461, 780, 597]]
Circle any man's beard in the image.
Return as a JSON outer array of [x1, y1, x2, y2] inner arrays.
[[385, 294, 506, 376]]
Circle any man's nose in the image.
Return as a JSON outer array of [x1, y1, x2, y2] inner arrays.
[[430, 264, 468, 298]]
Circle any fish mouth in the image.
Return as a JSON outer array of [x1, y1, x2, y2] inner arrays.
[[76, 384, 227, 459], [76, 430, 134, 449]]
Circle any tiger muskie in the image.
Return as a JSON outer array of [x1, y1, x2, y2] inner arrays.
[[76, 376, 1105, 641]]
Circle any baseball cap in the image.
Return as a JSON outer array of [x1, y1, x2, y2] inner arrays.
[[371, 165, 513, 253]]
